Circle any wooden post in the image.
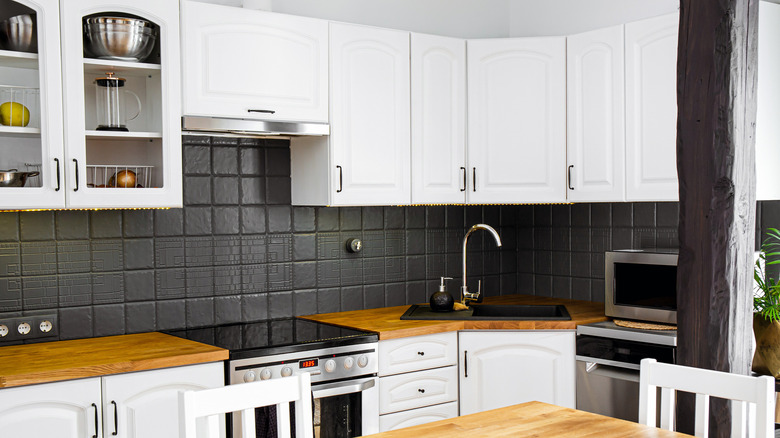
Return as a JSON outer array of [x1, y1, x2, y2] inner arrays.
[[676, 0, 758, 434]]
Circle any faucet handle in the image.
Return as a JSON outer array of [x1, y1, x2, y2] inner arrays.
[[475, 280, 483, 303]]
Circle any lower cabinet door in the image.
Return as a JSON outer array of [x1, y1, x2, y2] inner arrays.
[[378, 401, 458, 432], [379, 365, 458, 415], [102, 362, 225, 438], [0, 378, 102, 438]]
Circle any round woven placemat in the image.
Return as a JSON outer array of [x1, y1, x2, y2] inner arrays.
[[613, 319, 677, 330]]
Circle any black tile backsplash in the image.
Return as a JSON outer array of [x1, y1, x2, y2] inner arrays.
[[0, 135, 774, 343]]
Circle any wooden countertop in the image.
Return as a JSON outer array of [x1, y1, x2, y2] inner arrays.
[[300, 294, 607, 340], [0, 332, 228, 388], [364, 401, 692, 437]]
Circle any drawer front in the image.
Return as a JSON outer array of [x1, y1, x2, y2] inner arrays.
[[378, 332, 457, 376], [378, 401, 458, 432], [379, 366, 458, 414]]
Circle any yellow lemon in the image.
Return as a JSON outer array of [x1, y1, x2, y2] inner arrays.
[[0, 102, 31, 127]]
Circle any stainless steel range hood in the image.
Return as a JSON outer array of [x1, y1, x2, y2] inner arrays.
[[182, 116, 329, 137]]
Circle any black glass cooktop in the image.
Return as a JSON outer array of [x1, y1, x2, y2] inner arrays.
[[165, 318, 378, 359]]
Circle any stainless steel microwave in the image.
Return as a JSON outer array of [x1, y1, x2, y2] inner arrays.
[[605, 250, 678, 324]]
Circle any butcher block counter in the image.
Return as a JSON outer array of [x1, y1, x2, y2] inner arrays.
[[0, 332, 228, 388], [300, 294, 607, 340]]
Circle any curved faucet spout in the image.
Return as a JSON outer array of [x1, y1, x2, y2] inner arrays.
[[461, 224, 502, 305]]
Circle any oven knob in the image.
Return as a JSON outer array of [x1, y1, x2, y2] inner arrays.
[[343, 357, 354, 369], [259, 368, 272, 380], [281, 366, 293, 377], [325, 359, 336, 373], [357, 354, 368, 368], [244, 371, 256, 383]]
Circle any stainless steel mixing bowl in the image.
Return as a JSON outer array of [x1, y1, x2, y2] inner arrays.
[[83, 17, 157, 62], [0, 14, 37, 53], [0, 169, 39, 187]]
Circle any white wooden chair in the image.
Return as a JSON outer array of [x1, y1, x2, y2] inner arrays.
[[639, 358, 775, 438], [179, 373, 313, 438]]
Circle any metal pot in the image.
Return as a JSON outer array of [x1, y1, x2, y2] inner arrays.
[[0, 14, 37, 53], [83, 17, 157, 62], [0, 169, 39, 187]]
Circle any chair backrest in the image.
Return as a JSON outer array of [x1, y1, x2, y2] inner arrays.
[[179, 373, 313, 438], [638, 358, 775, 438]]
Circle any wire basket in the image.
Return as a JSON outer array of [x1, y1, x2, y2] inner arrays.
[[86, 165, 153, 188], [24, 162, 41, 187], [0, 85, 40, 129]]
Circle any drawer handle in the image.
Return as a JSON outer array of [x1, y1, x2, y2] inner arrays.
[[418, 388, 425, 393], [417, 351, 425, 356], [247, 109, 276, 114]]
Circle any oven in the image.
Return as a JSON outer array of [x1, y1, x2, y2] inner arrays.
[[229, 342, 379, 437], [167, 318, 380, 438]]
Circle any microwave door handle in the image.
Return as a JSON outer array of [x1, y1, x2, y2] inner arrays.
[[311, 377, 376, 398]]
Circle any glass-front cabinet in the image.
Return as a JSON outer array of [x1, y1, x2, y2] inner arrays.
[[0, 0, 181, 210], [0, 0, 65, 209]]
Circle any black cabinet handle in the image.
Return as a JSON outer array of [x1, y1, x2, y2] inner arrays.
[[472, 168, 476, 192], [54, 158, 60, 191], [111, 400, 118, 435], [73, 159, 79, 192], [568, 165, 574, 190], [460, 167, 467, 192], [336, 165, 343, 193], [464, 350, 468, 378], [91, 403, 98, 438], [418, 388, 425, 393], [417, 351, 425, 356], [247, 109, 276, 114]]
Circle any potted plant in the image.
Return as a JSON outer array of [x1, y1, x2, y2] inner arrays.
[[753, 228, 780, 377]]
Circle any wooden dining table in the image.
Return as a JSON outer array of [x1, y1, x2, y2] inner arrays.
[[364, 401, 693, 437]]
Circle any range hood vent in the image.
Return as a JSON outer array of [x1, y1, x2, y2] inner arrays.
[[182, 116, 329, 137]]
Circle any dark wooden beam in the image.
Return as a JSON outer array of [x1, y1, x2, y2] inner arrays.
[[676, 0, 759, 434]]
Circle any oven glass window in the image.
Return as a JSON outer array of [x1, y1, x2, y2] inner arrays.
[[614, 263, 677, 310], [315, 393, 362, 438]]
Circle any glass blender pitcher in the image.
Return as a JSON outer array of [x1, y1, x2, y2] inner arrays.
[[94, 72, 141, 131]]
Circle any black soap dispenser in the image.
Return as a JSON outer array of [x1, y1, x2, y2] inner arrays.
[[430, 276, 455, 312]]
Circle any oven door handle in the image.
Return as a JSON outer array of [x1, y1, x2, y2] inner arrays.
[[311, 377, 376, 398], [575, 355, 640, 371]]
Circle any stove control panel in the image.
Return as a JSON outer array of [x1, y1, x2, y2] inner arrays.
[[231, 343, 378, 385]]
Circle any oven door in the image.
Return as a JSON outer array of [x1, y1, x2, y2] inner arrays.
[[311, 376, 379, 437]]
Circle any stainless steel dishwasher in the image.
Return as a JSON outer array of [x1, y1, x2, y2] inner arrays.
[[576, 321, 677, 422]]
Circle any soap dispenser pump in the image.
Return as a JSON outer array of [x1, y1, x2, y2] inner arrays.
[[430, 277, 455, 312]]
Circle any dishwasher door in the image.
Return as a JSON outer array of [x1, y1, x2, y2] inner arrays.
[[576, 358, 640, 422]]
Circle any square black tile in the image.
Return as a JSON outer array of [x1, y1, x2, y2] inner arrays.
[[633, 202, 656, 227], [265, 147, 291, 176], [186, 297, 215, 328], [122, 210, 153, 238], [156, 299, 186, 331], [126, 302, 156, 333], [184, 145, 211, 175], [384, 283, 406, 307], [241, 177, 265, 205], [293, 234, 316, 261], [213, 236, 241, 266], [20, 211, 55, 241], [56, 211, 89, 240], [185, 236, 214, 267], [552, 205, 571, 227], [445, 206, 465, 229], [22, 241, 57, 275], [340, 286, 363, 312], [94, 304, 125, 337], [213, 146, 239, 175], [156, 269, 186, 299], [340, 207, 362, 231], [406, 230, 425, 255], [124, 239, 154, 270], [571, 204, 591, 227], [267, 206, 292, 233], [268, 291, 293, 318], [213, 207, 240, 235], [266, 176, 292, 204], [58, 274, 92, 307], [154, 209, 183, 236], [362, 207, 384, 230], [317, 207, 339, 231], [0, 243, 20, 277], [59, 306, 93, 340], [612, 203, 633, 227], [657, 202, 679, 227], [215, 295, 242, 325], [184, 176, 211, 206], [293, 289, 318, 316], [241, 206, 266, 234], [241, 147, 264, 176], [0, 212, 19, 241], [317, 287, 340, 313], [426, 206, 445, 228], [406, 281, 426, 305], [92, 273, 124, 304], [22, 275, 58, 309], [242, 294, 268, 322], [185, 207, 212, 235], [91, 239, 123, 272], [591, 203, 612, 227], [293, 207, 316, 232], [384, 207, 404, 229], [293, 262, 317, 289], [213, 176, 240, 205], [125, 270, 155, 302], [90, 211, 122, 238]]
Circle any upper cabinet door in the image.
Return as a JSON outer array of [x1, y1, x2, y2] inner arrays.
[[330, 22, 410, 206], [61, 0, 183, 208], [625, 12, 679, 201], [467, 37, 566, 204], [0, 0, 66, 210], [756, 1, 780, 201], [567, 25, 625, 202], [181, 1, 328, 123], [411, 33, 466, 205]]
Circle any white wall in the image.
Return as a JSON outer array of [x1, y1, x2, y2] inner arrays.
[[509, 0, 678, 37]]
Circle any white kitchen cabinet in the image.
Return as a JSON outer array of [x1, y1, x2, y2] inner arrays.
[[377, 332, 458, 432], [757, 1, 780, 200], [410, 33, 467, 204], [0, 362, 223, 438], [458, 331, 575, 416], [328, 22, 410, 206], [0, 377, 102, 437], [181, 1, 328, 124], [566, 25, 626, 202], [378, 401, 458, 432], [59, 0, 182, 208], [624, 12, 679, 201], [103, 362, 224, 438], [0, 0, 65, 210], [467, 37, 566, 204]]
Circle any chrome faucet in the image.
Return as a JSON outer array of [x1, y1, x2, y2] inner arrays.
[[461, 224, 502, 305]]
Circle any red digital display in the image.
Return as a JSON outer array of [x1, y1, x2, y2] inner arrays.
[[299, 359, 319, 368]]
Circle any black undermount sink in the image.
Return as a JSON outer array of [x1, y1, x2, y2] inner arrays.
[[400, 304, 571, 321]]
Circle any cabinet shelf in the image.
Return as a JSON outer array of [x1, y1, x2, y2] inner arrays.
[[0, 50, 39, 69], [85, 130, 162, 140], [83, 58, 161, 75], [0, 125, 41, 136]]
